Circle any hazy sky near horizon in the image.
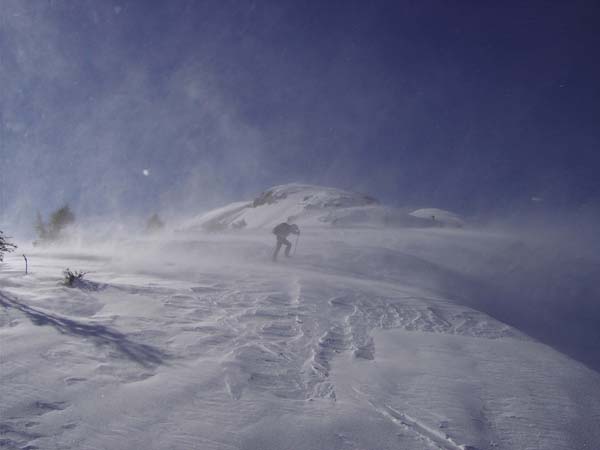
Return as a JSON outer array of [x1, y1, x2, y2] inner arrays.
[[1, 0, 599, 228]]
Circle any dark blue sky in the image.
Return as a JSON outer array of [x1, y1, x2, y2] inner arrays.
[[1, 0, 599, 228]]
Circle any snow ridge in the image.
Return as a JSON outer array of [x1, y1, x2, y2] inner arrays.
[[183, 183, 462, 231]]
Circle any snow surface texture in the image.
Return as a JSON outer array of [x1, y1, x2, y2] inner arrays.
[[2, 185, 600, 450]]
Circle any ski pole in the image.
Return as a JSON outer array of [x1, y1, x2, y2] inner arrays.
[[293, 233, 300, 256]]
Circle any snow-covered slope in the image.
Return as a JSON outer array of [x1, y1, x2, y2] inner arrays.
[[1, 223, 599, 450], [184, 184, 434, 231], [410, 207, 465, 228]]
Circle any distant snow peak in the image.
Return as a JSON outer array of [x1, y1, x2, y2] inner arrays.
[[184, 183, 464, 231], [252, 184, 379, 209], [409, 208, 464, 228]]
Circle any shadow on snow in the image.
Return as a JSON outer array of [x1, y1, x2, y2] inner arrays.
[[0, 291, 167, 367]]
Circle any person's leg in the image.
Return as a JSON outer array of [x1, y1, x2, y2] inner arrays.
[[283, 238, 292, 257], [273, 237, 283, 261]]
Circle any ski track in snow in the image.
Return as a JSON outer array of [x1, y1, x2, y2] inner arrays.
[[368, 400, 473, 450], [1, 228, 599, 449]]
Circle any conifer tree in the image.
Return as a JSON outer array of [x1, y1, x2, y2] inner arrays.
[[0, 231, 17, 262]]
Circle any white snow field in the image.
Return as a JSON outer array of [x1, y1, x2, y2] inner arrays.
[[2, 185, 600, 450]]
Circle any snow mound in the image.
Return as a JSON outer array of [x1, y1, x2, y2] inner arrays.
[[252, 183, 379, 209], [409, 208, 465, 228], [184, 184, 464, 231], [321, 205, 430, 228], [185, 183, 387, 231]]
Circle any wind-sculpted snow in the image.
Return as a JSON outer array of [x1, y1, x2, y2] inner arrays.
[[1, 227, 599, 450]]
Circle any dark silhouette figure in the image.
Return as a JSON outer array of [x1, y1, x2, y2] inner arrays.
[[272, 222, 300, 261]]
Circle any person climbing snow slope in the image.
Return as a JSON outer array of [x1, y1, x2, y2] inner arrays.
[[272, 221, 300, 261]]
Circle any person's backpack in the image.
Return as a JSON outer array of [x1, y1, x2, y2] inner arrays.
[[273, 223, 289, 236]]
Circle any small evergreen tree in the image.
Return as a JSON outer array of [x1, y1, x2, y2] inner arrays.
[[35, 204, 76, 243], [35, 211, 48, 240], [48, 205, 75, 238], [145, 213, 165, 233], [0, 231, 17, 262]]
